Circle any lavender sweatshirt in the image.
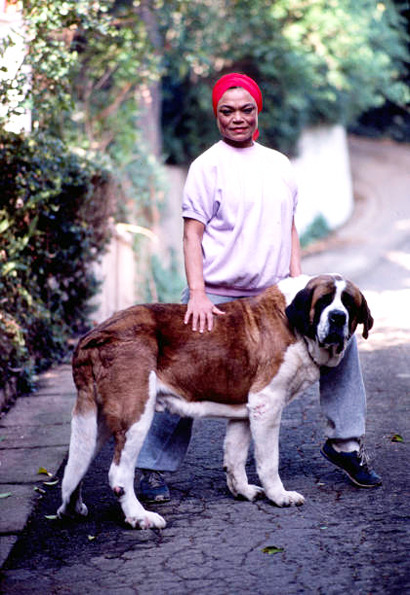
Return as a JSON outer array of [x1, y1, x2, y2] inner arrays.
[[182, 140, 298, 297]]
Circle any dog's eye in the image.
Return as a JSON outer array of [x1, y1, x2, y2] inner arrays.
[[316, 294, 333, 310], [342, 292, 355, 311], [313, 294, 334, 324]]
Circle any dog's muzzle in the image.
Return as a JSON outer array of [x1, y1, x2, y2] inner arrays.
[[319, 309, 349, 354]]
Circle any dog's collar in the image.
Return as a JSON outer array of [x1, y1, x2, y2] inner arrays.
[[302, 335, 321, 366]]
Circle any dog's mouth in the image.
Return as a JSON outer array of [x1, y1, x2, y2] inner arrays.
[[319, 332, 346, 354]]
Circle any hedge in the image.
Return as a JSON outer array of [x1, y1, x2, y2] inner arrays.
[[0, 130, 114, 403]]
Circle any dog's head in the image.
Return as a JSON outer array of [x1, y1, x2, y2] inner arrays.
[[285, 274, 373, 366]]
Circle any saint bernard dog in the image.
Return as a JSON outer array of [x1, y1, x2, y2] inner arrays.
[[57, 274, 373, 530]]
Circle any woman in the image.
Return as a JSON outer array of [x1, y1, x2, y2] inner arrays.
[[137, 73, 381, 502]]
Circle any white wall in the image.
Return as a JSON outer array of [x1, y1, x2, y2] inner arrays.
[[292, 125, 354, 234], [91, 226, 137, 322]]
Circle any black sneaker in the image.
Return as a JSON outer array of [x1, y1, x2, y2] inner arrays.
[[140, 471, 171, 503], [320, 439, 382, 488]]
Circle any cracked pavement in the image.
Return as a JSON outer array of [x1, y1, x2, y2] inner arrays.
[[1, 136, 410, 594]]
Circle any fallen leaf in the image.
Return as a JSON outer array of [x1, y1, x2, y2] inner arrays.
[[38, 467, 53, 477], [44, 514, 58, 520], [391, 434, 404, 443], [88, 535, 96, 542], [0, 492, 12, 499], [262, 546, 284, 555], [43, 479, 59, 487]]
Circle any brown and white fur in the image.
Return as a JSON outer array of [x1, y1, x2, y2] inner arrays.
[[57, 274, 373, 530]]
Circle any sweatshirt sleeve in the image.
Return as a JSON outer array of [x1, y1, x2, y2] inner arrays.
[[182, 155, 218, 225]]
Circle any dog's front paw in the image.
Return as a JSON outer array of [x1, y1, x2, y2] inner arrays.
[[126, 511, 166, 530], [267, 489, 305, 507]]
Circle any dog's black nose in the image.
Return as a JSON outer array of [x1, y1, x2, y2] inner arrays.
[[329, 310, 347, 326]]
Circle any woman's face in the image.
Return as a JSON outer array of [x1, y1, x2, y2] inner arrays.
[[216, 87, 258, 148]]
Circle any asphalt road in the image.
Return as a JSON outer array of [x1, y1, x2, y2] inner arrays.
[[1, 136, 410, 594]]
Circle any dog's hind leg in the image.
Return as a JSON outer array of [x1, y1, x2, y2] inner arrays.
[[57, 405, 100, 519], [223, 419, 264, 501], [108, 371, 166, 530]]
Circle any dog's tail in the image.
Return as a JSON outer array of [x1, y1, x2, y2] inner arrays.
[[72, 325, 113, 411]]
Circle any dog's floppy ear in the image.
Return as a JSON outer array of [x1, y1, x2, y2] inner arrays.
[[357, 292, 374, 339], [285, 287, 313, 336]]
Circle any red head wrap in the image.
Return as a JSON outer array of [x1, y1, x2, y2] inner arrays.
[[212, 73, 263, 140]]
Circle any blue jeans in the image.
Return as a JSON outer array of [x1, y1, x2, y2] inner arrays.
[[137, 290, 366, 471]]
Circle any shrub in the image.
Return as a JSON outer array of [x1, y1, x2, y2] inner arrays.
[[0, 130, 114, 398], [159, 0, 410, 163], [299, 214, 331, 249]]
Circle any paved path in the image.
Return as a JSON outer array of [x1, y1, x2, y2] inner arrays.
[[1, 136, 409, 593], [0, 365, 75, 567]]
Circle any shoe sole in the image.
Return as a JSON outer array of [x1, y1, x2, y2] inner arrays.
[[320, 448, 382, 489], [140, 495, 171, 504]]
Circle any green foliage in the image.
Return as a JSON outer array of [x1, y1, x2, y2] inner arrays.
[[0, 130, 113, 394], [0, 2, 183, 398], [148, 251, 185, 303], [1, 0, 173, 300], [299, 214, 331, 249], [159, 0, 410, 163], [0, 0, 162, 134]]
